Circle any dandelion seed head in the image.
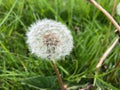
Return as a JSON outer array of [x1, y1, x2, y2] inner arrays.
[[116, 3, 120, 16], [26, 19, 73, 60]]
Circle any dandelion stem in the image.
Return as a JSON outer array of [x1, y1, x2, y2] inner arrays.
[[52, 60, 65, 90], [89, 0, 120, 32]]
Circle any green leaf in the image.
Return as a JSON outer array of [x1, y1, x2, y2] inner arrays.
[[21, 76, 60, 90], [97, 77, 119, 90]]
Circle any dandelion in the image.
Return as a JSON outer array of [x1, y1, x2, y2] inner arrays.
[[26, 19, 73, 90], [26, 19, 73, 60], [116, 2, 120, 16]]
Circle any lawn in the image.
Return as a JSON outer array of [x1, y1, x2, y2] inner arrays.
[[0, 0, 120, 90]]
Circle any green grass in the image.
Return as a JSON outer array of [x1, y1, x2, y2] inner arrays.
[[0, 0, 120, 89]]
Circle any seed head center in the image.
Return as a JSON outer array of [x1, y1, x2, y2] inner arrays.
[[43, 33, 60, 59]]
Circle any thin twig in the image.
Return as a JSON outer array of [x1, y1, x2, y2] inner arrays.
[[93, 38, 119, 87], [88, 0, 120, 87], [89, 0, 120, 32], [89, 0, 120, 69], [52, 60, 66, 90], [96, 38, 119, 69]]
